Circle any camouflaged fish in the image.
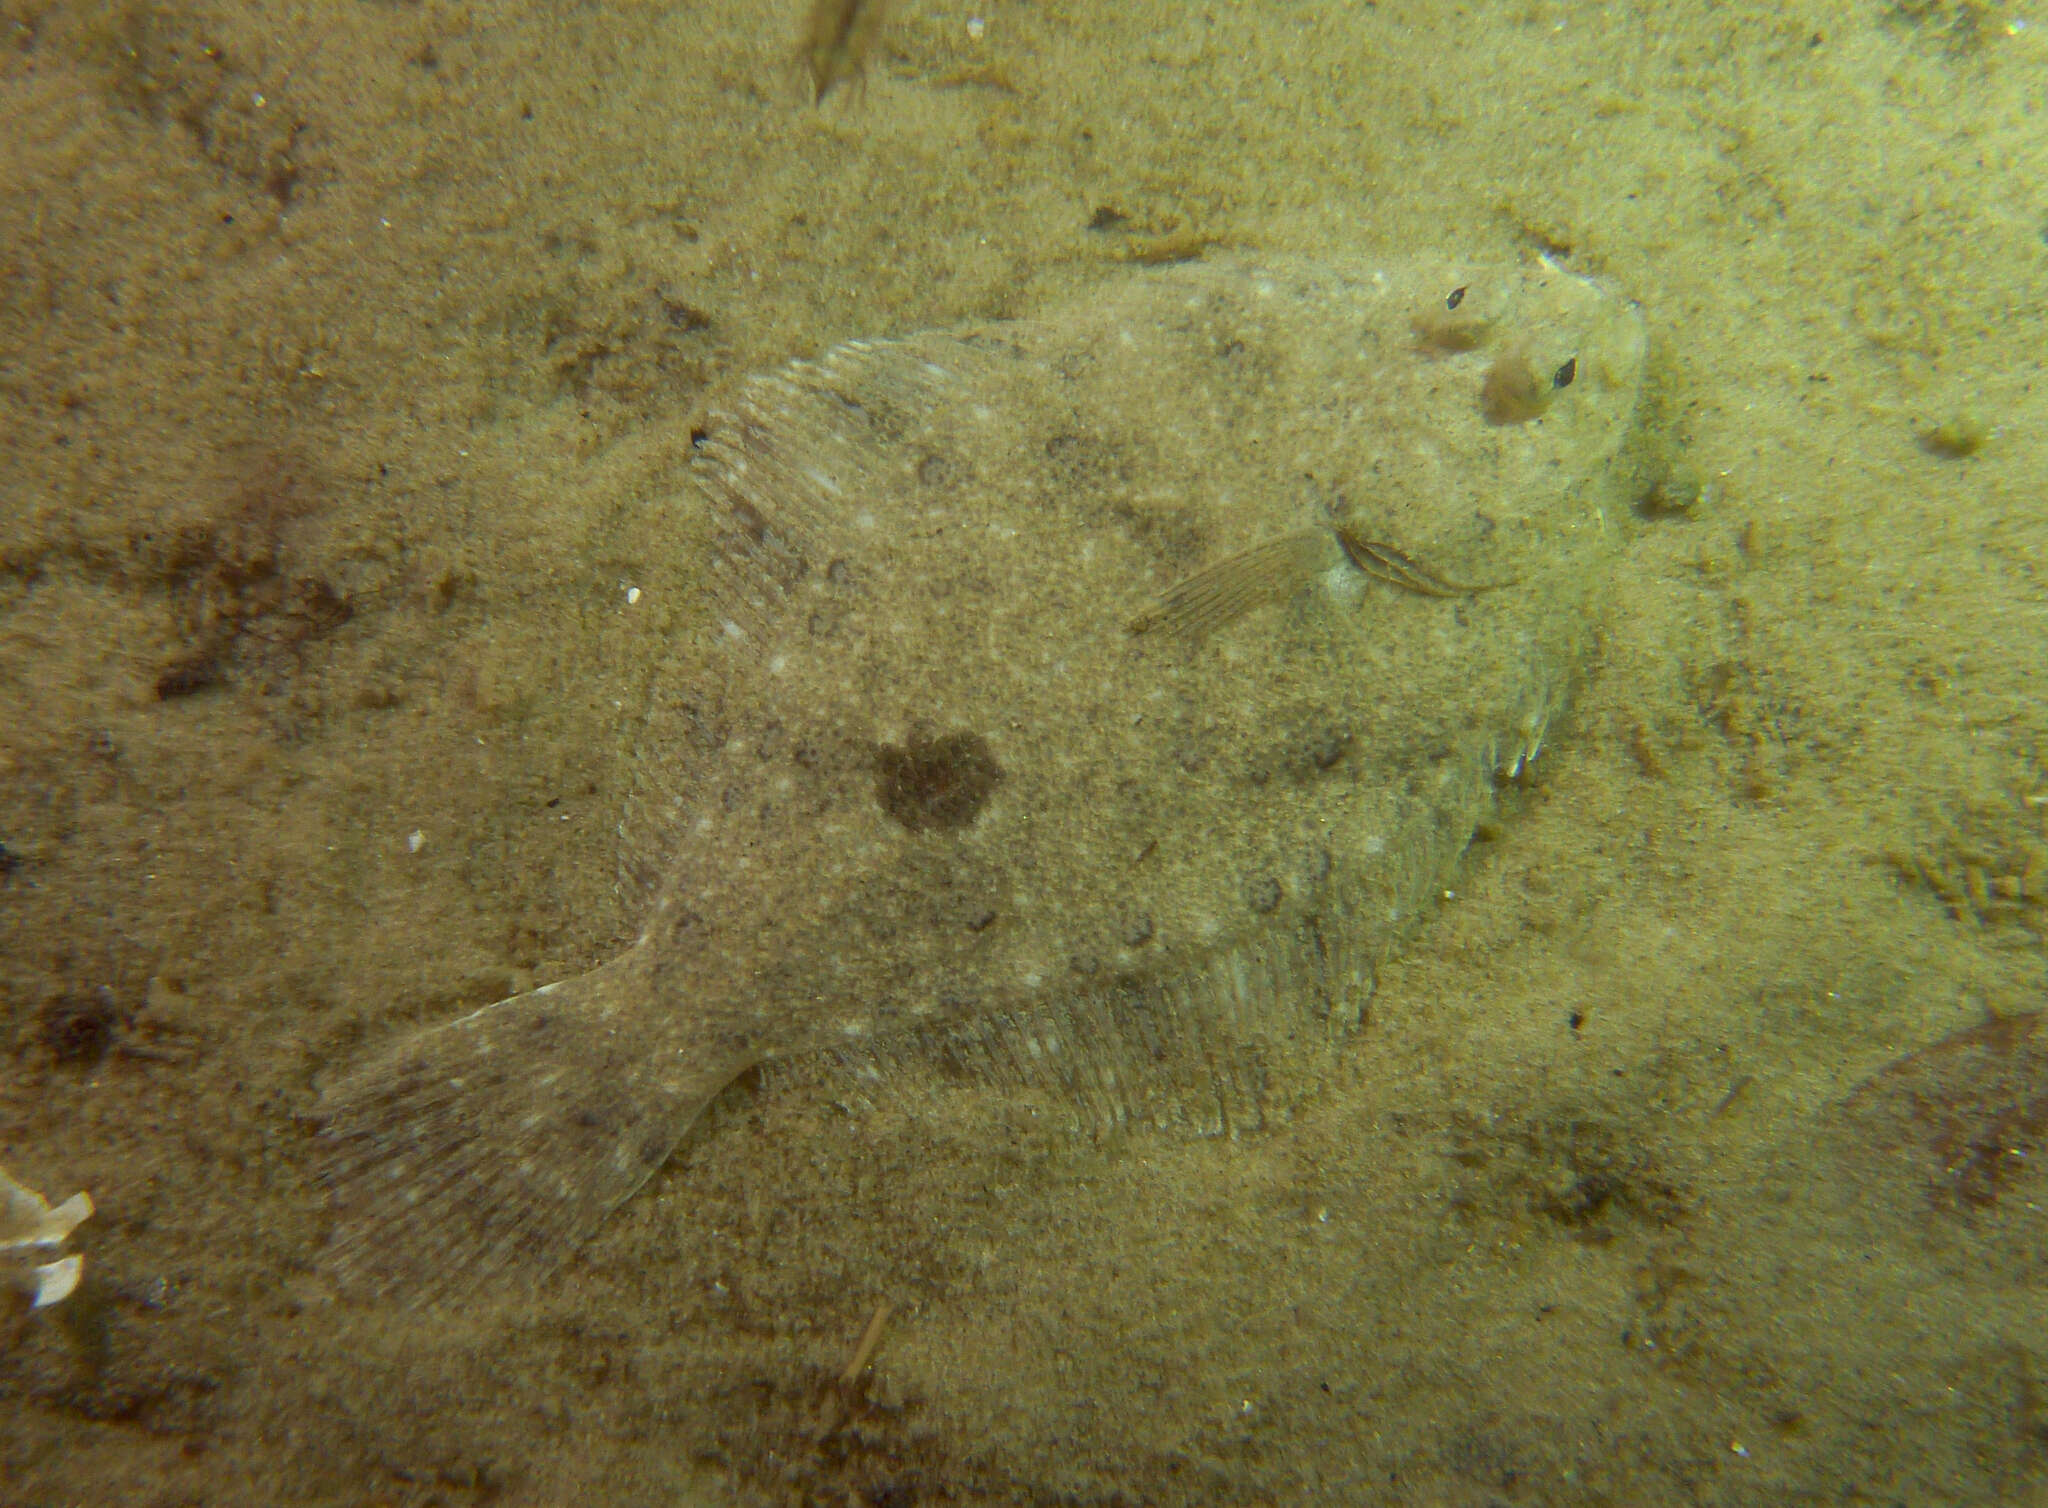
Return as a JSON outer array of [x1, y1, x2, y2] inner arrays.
[[315, 253, 1647, 1299]]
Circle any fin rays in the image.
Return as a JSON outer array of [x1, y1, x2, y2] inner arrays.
[[619, 337, 967, 910], [1129, 530, 1336, 639], [811, 921, 1374, 1138], [314, 960, 731, 1303], [1332, 525, 1513, 598], [1131, 522, 1512, 642]]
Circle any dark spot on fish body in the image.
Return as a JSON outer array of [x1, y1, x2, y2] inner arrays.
[[42, 992, 118, 1066], [155, 652, 221, 699], [1247, 876, 1284, 915], [659, 907, 705, 949], [808, 602, 852, 642], [729, 500, 771, 546], [1482, 350, 1554, 425], [874, 732, 1004, 831], [1039, 429, 1133, 496], [1310, 728, 1354, 771]]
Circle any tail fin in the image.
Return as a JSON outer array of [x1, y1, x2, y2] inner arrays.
[[314, 950, 734, 1302]]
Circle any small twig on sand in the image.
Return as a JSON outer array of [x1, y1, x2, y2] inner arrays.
[[815, 1299, 893, 1442]]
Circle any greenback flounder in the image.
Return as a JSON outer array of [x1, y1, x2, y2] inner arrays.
[[316, 254, 1647, 1299]]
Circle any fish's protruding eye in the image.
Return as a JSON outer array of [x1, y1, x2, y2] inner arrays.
[[1552, 356, 1577, 390], [1413, 284, 1491, 353]]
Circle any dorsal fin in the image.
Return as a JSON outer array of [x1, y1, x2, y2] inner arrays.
[[692, 338, 962, 655], [619, 336, 968, 908]]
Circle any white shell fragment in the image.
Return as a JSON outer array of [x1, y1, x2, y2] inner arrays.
[[0, 1164, 94, 1309]]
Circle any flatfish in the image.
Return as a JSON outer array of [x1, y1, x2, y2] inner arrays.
[[316, 253, 1647, 1298]]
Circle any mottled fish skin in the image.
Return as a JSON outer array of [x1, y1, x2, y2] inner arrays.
[[315, 254, 1647, 1301]]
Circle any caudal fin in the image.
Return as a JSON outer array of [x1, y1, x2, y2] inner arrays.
[[314, 954, 733, 1302]]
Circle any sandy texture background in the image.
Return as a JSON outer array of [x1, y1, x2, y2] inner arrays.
[[3, 0, 2046, 1503]]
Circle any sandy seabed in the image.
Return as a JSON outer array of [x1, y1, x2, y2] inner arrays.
[[4, 1, 2047, 1504]]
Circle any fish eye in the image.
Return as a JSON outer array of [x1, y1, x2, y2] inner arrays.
[[1414, 286, 1490, 353], [1552, 356, 1577, 390]]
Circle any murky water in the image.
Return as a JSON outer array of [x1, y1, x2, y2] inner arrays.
[[2, 2, 2044, 1503]]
